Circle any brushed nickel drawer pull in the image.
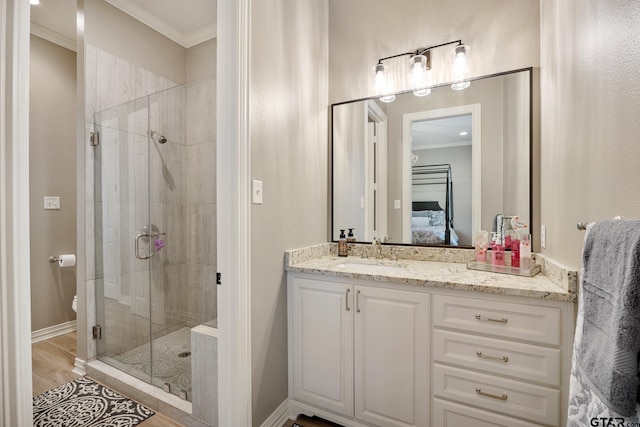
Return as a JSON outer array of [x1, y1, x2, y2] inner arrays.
[[475, 387, 508, 401], [356, 290, 361, 313], [475, 314, 508, 324], [476, 351, 509, 363], [346, 289, 351, 311]]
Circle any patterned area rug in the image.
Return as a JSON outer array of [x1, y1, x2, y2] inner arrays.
[[33, 376, 154, 427]]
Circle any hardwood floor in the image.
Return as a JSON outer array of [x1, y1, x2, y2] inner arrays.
[[32, 331, 182, 427]]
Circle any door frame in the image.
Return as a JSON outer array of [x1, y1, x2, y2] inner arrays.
[[402, 104, 481, 243], [217, 0, 253, 425], [0, 0, 34, 424], [0, 0, 254, 424]]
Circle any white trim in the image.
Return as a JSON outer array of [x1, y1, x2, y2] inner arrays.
[[402, 104, 482, 243], [0, 0, 34, 424], [105, 0, 216, 48], [72, 357, 87, 376], [31, 320, 77, 343], [30, 22, 77, 52], [217, 0, 252, 426], [259, 399, 290, 427]]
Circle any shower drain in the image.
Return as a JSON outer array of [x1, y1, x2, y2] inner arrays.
[[178, 351, 191, 358]]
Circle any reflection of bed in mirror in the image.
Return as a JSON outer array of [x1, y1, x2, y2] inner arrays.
[[411, 164, 458, 245]]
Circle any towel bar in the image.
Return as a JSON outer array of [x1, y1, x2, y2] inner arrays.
[[577, 216, 624, 230]]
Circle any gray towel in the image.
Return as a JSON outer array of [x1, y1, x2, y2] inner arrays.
[[577, 219, 640, 416]]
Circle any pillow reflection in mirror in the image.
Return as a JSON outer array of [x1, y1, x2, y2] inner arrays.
[[412, 210, 445, 226]]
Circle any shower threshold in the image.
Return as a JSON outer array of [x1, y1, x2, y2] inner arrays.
[[98, 327, 192, 401], [86, 359, 192, 415]]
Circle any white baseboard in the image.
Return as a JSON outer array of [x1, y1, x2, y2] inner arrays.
[[72, 358, 87, 376], [260, 399, 291, 427], [31, 320, 77, 343]]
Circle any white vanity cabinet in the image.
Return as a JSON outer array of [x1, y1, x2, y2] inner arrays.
[[287, 270, 574, 427], [288, 274, 430, 427]]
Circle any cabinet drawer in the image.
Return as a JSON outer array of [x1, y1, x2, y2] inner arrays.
[[432, 295, 561, 346], [433, 364, 559, 426], [433, 329, 561, 386], [433, 398, 544, 427]]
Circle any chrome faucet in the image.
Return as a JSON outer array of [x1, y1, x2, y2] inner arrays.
[[372, 236, 391, 260]]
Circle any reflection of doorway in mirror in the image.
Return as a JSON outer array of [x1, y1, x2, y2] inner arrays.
[[365, 101, 388, 241], [402, 104, 481, 246]]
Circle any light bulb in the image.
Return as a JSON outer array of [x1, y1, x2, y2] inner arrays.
[[379, 94, 396, 103], [30, 0, 40, 4]]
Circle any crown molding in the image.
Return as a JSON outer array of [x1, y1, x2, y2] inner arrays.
[[105, 0, 215, 48], [30, 22, 77, 52]]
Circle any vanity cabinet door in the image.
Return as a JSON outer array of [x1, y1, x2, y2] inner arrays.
[[290, 277, 354, 417], [354, 286, 429, 427]]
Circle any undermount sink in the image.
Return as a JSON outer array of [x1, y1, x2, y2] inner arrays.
[[335, 261, 407, 273]]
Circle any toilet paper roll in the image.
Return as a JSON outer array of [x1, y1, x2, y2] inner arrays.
[[58, 254, 76, 268]]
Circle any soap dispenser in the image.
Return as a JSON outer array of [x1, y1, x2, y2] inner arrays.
[[347, 228, 356, 243], [338, 229, 348, 257]]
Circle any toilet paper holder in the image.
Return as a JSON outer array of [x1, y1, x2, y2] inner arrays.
[[48, 255, 76, 266]]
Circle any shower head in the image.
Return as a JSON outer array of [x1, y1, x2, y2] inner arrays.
[[149, 130, 167, 144]]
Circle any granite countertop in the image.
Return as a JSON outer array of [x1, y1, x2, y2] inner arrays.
[[285, 244, 577, 302]]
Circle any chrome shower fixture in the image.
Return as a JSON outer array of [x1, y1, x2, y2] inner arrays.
[[149, 130, 167, 144]]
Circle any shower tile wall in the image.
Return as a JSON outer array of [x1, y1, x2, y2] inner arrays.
[[186, 76, 216, 325], [85, 44, 216, 361]]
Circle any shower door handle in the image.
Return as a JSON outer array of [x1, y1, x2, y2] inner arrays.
[[135, 233, 153, 260]]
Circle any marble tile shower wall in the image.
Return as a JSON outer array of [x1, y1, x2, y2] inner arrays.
[[84, 44, 216, 361]]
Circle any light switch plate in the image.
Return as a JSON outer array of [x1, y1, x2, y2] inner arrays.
[[252, 180, 263, 204], [44, 196, 60, 210], [394, 199, 401, 209]]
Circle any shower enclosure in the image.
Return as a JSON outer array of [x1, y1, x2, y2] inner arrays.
[[92, 80, 216, 402]]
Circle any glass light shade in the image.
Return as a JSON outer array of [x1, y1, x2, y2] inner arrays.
[[451, 44, 471, 90], [451, 81, 471, 90], [373, 62, 387, 93], [409, 54, 429, 88], [413, 88, 432, 97], [379, 94, 396, 103]]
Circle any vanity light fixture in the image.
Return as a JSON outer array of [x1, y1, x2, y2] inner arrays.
[[373, 40, 471, 101]]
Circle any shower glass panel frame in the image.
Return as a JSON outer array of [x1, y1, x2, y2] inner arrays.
[[93, 83, 202, 401]]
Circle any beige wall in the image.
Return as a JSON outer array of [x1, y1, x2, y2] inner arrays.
[[539, 0, 640, 270], [329, 0, 540, 103], [250, 0, 329, 424], [84, 0, 186, 85], [187, 38, 216, 82], [29, 35, 77, 331]]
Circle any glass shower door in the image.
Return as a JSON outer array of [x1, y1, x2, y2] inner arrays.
[[94, 96, 154, 385]]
